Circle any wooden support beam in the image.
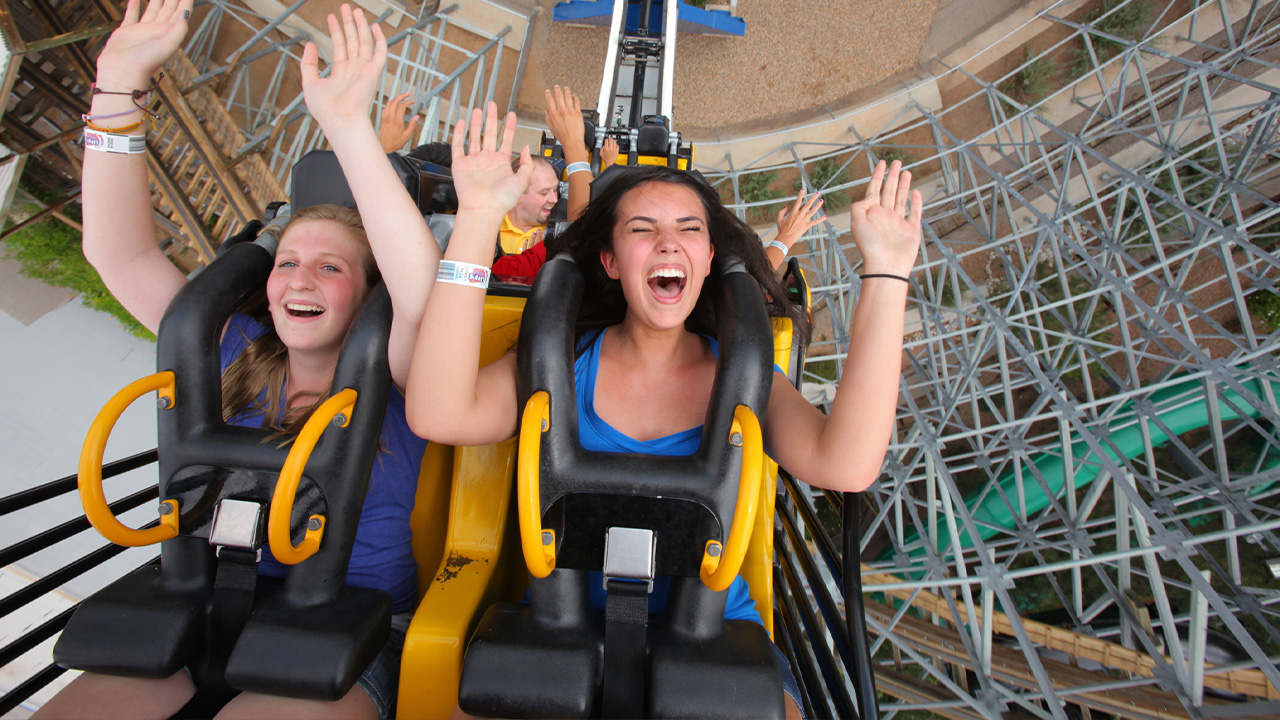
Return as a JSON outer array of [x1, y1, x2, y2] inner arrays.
[[24, 21, 118, 55], [25, 0, 97, 86], [20, 57, 87, 113], [0, 189, 79, 240], [864, 598, 1212, 720], [153, 72, 259, 224], [146, 143, 217, 263], [862, 565, 1280, 701]]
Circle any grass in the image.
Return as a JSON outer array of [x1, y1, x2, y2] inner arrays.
[[3, 182, 155, 340], [998, 45, 1055, 112], [875, 148, 913, 165], [1071, 0, 1154, 76], [795, 158, 850, 211], [737, 170, 785, 222], [1247, 290, 1280, 332]]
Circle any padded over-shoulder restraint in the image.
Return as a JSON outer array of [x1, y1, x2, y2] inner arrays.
[[54, 220, 394, 703], [457, 253, 785, 719]]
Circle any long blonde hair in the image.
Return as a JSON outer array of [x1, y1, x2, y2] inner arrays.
[[220, 204, 379, 439]]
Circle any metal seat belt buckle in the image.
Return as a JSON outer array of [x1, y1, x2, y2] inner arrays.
[[602, 527, 656, 593], [209, 498, 266, 561]]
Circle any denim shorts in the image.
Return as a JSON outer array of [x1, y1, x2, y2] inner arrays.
[[773, 643, 805, 718], [355, 612, 411, 720]]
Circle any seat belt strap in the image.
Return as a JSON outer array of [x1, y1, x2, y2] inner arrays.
[[603, 579, 649, 718], [177, 498, 267, 716], [600, 527, 656, 718]]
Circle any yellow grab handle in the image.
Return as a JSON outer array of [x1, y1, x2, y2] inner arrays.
[[700, 405, 763, 591], [79, 371, 180, 547], [518, 391, 556, 577], [268, 388, 356, 565]]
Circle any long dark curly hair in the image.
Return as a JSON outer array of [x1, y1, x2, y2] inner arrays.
[[554, 166, 809, 339]]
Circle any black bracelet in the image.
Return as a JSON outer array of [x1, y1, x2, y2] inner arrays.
[[859, 273, 910, 283]]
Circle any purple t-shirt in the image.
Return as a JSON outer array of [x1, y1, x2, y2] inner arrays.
[[220, 312, 424, 613]]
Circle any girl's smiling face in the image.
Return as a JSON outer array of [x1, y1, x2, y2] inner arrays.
[[265, 218, 371, 355], [601, 181, 715, 330]]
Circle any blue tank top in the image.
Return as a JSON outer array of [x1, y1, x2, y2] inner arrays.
[[220, 312, 425, 613], [575, 328, 761, 624]]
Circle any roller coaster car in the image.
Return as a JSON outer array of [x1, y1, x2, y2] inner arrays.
[[51, 144, 810, 717], [539, 111, 694, 175]]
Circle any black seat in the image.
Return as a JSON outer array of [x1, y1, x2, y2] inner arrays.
[[456, 254, 785, 719], [637, 115, 670, 156]]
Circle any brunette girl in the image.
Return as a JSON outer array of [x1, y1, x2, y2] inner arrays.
[[402, 103, 922, 718]]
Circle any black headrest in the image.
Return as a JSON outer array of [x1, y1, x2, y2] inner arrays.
[[291, 150, 457, 216], [637, 115, 670, 156]]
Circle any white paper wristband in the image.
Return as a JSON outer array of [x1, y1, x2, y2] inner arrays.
[[566, 161, 591, 176], [764, 239, 789, 254], [83, 127, 145, 155], [437, 260, 491, 289]]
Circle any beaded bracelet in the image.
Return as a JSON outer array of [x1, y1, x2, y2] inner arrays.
[[82, 107, 141, 122], [84, 118, 143, 134]]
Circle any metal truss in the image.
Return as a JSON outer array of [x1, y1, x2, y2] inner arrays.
[[178, 0, 529, 197], [709, 1, 1280, 717]]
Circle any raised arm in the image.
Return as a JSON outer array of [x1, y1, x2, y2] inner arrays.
[[543, 85, 590, 221], [377, 92, 421, 153], [405, 103, 532, 445], [300, 5, 439, 389], [767, 191, 825, 270], [764, 160, 922, 492], [82, 0, 193, 333]]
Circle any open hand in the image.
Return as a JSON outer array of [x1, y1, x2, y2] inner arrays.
[[544, 85, 587, 162], [379, 92, 422, 152], [850, 160, 922, 276], [775, 191, 826, 252], [301, 4, 386, 130], [451, 101, 534, 215], [96, 0, 193, 88]]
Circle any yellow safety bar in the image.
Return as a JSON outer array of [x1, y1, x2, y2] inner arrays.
[[517, 391, 556, 577], [267, 388, 356, 565], [700, 405, 763, 592], [79, 371, 180, 547]]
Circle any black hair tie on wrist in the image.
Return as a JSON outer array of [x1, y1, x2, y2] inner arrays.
[[858, 273, 910, 283]]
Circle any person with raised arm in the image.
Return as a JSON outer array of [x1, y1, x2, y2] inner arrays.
[[405, 99, 922, 717], [36, 4, 435, 718], [766, 190, 827, 267]]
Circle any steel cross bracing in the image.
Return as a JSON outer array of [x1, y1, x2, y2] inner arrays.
[[177, 0, 528, 201], [705, 1, 1280, 718]]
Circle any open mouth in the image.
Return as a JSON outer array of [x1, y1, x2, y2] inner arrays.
[[285, 302, 325, 319], [647, 267, 687, 302]]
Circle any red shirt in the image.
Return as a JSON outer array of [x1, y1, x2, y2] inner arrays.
[[491, 241, 547, 284]]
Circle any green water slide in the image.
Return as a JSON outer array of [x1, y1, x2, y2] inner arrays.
[[891, 372, 1280, 559]]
